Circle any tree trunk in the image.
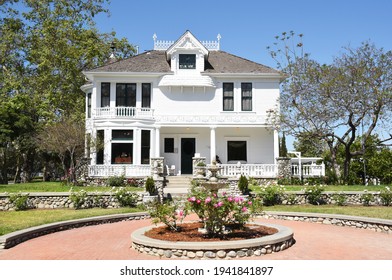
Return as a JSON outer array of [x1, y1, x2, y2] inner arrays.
[[0, 147, 8, 184]]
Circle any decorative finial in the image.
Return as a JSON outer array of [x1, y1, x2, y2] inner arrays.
[[153, 33, 157, 41], [217, 34, 221, 50]]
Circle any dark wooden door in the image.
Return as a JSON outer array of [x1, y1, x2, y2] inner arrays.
[[181, 138, 195, 174]]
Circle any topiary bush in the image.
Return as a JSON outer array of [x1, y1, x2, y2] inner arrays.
[[145, 177, 156, 195], [238, 175, 249, 194]]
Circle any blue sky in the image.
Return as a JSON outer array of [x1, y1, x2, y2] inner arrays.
[[95, 0, 392, 149]]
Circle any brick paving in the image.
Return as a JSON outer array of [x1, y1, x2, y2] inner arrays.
[[0, 217, 391, 260]]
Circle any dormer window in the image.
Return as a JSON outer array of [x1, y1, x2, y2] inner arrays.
[[179, 54, 196, 69]]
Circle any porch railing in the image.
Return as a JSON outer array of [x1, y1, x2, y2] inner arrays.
[[214, 164, 278, 178], [292, 164, 325, 178], [88, 165, 151, 177], [93, 107, 154, 119]]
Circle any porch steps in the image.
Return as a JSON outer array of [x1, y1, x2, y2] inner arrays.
[[164, 175, 192, 196]]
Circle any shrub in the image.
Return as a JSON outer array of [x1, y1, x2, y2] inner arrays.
[[113, 187, 138, 207], [106, 175, 125, 187], [360, 190, 374, 206], [9, 192, 29, 211], [304, 185, 325, 205], [186, 188, 262, 237], [258, 184, 285, 206], [149, 200, 187, 232], [69, 189, 92, 209], [379, 187, 392, 206], [238, 175, 249, 194], [286, 193, 298, 205], [145, 177, 156, 195], [332, 192, 347, 206]]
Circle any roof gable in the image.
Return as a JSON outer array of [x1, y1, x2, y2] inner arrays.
[[166, 30, 209, 60]]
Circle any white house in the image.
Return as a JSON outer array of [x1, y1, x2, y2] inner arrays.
[[81, 31, 324, 179]]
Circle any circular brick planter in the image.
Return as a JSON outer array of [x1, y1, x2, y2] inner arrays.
[[131, 222, 295, 259]]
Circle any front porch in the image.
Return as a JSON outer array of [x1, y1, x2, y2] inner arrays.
[[87, 161, 325, 179]]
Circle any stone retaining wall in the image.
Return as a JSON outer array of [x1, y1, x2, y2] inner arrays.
[[0, 191, 389, 211], [0, 192, 145, 211]]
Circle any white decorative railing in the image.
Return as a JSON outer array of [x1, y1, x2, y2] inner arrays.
[[214, 164, 278, 178], [292, 164, 325, 177], [93, 107, 154, 119], [155, 114, 269, 125], [88, 165, 151, 177], [153, 33, 221, 51]]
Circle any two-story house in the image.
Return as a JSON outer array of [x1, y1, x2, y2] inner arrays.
[[82, 31, 287, 179]]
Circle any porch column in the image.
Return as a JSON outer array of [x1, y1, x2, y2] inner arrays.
[[274, 129, 279, 164], [134, 128, 141, 165], [155, 126, 161, 157], [210, 126, 216, 164], [104, 128, 111, 165]]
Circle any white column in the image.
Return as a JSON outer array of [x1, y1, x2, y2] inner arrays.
[[155, 126, 161, 157], [210, 126, 216, 164], [134, 128, 141, 165], [104, 128, 111, 165], [274, 129, 279, 163]]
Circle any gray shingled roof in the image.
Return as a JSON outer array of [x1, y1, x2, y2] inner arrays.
[[205, 51, 280, 74], [87, 50, 279, 74], [89, 51, 171, 73]]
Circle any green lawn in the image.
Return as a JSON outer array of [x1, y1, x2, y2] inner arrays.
[[0, 207, 143, 236], [0, 182, 143, 193], [263, 205, 392, 220]]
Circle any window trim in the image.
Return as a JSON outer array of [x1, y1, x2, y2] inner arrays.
[[227, 140, 248, 162]]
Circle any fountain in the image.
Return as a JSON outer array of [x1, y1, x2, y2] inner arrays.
[[131, 161, 295, 259]]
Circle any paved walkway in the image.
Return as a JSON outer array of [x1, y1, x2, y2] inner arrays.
[[0, 217, 391, 260]]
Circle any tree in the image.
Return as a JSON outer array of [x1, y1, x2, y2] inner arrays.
[[267, 32, 392, 184], [279, 132, 288, 157], [293, 132, 326, 157], [0, 0, 136, 183], [37, 117, 85, 183]]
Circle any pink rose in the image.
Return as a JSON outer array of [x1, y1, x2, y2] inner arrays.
[[190, 196, 196, 202], [217, 201, 223, 207], [205, 197, 211, 203], [248, 201, 252, 205], [241, 206, 248, 212], [196, 199, 201, 204]]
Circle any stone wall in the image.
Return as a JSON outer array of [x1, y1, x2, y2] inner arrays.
[[0, 192, 145, 211]]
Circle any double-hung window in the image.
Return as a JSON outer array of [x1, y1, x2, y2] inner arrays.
[[116, 83, 136, 107], [142, 83, 151, 108], [241, 83, 252, 111], [223, 83, 234, 111], [101, 83, 110, 107]]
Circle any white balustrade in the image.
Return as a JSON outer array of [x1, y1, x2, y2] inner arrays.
[[292, 164, 325, 177], [213, 164, 278, 178], [93, 107, 154, 119], [88, 165, 151, 177]]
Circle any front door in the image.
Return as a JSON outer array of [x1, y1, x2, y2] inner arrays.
[[181, 138, 195, 174]]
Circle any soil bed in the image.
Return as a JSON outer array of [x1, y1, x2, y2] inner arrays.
[[144, 222, 278, 242]]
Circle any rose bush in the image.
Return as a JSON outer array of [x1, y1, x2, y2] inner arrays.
[[186, 186, 262, 237]]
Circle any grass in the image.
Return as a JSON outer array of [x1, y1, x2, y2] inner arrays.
[[250, 184, 388, 192], [0, 207, 143, 236], [0, 181, 143, 193], [264, 205, 392, 220]]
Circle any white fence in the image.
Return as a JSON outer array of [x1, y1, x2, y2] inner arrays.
[[214, 164, 278, 178], [88, 165, 151, 177]]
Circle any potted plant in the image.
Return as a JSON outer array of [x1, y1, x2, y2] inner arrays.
[[143, 177, 158, 204]]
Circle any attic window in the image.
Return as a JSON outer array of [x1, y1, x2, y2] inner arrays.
[[179, 54, 196, 69]]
